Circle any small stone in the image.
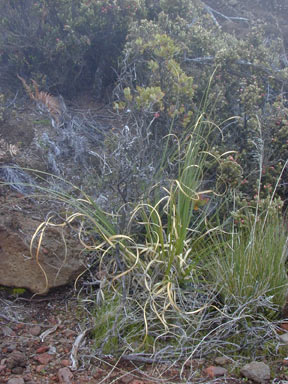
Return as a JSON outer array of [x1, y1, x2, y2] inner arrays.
[[61, 359, 70, 367], [205, 365, 228, 378], [34, 352, 53, 365], [214, 356, 232, 366], [36, 345, 49, 354], [2, 326, 16, 337], [280, 323, 288, 331], [7, 378, 25, 384], [184, 358, 205, 368], [6, 350, 27, 369], [6, 344, 17, 352], [23, 374, 33, 382], [64, 329, 76, 338], [279, 333, 288, 344], [240, 361, 270, 383], [11, 366, 24, 374], [282, 359, 288, 366], [58, 367, 73, 384], [30, 325, 41, 336]]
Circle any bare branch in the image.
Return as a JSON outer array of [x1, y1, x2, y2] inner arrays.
[[203, 3, 249, 27]]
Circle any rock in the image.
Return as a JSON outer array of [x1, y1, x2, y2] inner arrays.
[[22, 374, 34, 383], [7, 378, 25, 384], [279, 333, 288, 344], [0, 211, 85, 293], [58, 367, 73, 384], [36, 345, 49, 354], [60, 359, 70, 367], [64, 329, 76, 338], [205, 365, 228, 378], [6, 350, 27, 369], [280, 322, 288, 331], [1, 326, 16, 337], [11, 366, 24, 374], [240, 361, 270, 383], [214, 356, 232, 366], [34, 352, 54, 365], [6, 343, 17, 352], [0, 364, 6, 372], [29, 325, 41, 336]]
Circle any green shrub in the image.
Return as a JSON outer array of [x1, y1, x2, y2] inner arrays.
[[114, 0, 288, 198], [0, 0, 145, 95]]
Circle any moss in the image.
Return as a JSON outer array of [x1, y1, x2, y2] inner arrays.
[[0, 286, 27, 297]]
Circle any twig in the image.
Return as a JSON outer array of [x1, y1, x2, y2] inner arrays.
[[120, 354, 172, 364], [5, 91, 18, 108], [183, 53, 283, 76], [70, 327, 92, 371], [183, 53, 214, 63], [39, 320, 61, 342], [203, 3, 249, 26]]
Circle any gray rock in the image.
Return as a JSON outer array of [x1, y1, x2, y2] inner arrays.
[[240, 361, 270, 383], [214, 356, 232, 366], [7, 378, 25, 384], [29, 325, 41, 336], [279, 333, 288, 344], [58, 367, 73, 384], [6, 343, 17, 352], [206, 365, 228, 377], [11, 366, 24, 374], [6, 350, 27, 369], [1, 326, 16, 337]]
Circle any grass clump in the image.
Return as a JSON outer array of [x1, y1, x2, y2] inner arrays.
[[210, 200, 288, 314]]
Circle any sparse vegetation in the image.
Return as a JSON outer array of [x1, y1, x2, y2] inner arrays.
[[1, 0, 288, 380]]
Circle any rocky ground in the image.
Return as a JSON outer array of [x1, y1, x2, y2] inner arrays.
[[1, 287, 288, 384]]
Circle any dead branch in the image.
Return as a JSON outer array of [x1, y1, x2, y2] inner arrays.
[[202, 3, 249, 27]]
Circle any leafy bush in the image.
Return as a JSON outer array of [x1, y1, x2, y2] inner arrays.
[[0, 0, 145, 95], [114, 0, 288, 198]]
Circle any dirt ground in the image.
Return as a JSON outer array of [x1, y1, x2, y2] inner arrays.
[[0, 287, 269, 384]]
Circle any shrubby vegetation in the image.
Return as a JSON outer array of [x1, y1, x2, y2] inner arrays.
[[0, 0, 145, 95], [1, 0, 288, 363]]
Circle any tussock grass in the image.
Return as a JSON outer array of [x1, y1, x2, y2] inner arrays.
[[210, 204, 288, 311]]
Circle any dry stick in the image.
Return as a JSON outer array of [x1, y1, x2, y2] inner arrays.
[[98, 354, 124, 384], [39, 321, 61, 342], [70, 327, 93, 371], [183, 52, 283, 75], [203, 3, 249, 25], [120, 354, 171, 364]]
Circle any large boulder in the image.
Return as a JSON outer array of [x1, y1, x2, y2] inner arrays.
[[0, 195, 85, 294]]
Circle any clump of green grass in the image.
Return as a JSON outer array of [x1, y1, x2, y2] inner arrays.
[[210, 201, 288, 314]]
